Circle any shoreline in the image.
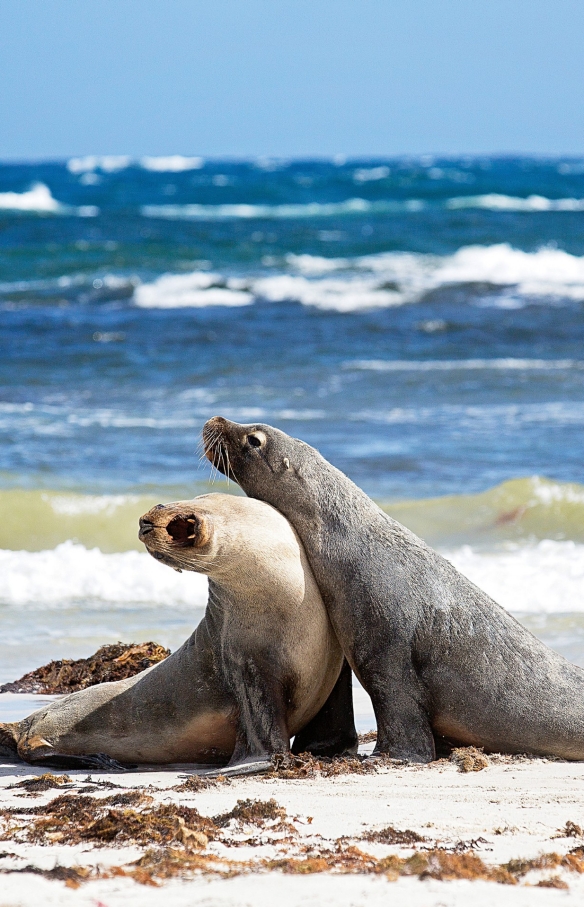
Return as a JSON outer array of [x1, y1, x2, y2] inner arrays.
[[2, 750, 584, 905]]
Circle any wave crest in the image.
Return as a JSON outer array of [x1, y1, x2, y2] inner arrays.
[[133, 243, 584, 311]]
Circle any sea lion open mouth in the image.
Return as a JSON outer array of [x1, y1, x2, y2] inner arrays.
[[165, 514, 199, 546]]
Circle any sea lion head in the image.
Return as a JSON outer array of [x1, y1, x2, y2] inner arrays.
[[139, 492, 301, 579], [203, 416, 317, 510], [139, 498, 216, 574]]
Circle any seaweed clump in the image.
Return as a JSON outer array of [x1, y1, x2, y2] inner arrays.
[[450, 746, 490, 773], [269, 752, 397, 779], [1, 791, 216, 848], [8, 773, 72, 793], [0, 642, 170, 693], [363, 826, 425, 845], [214, 798, 287, 828]]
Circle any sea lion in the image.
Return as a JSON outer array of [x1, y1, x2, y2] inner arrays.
[[0, 493, 352, 772], [204, 417, 584, 763]]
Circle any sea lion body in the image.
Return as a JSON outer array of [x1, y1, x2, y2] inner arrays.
[[205, 417, 584, 762], [0, 494, 345, 768]]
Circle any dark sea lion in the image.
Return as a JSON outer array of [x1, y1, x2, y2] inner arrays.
[[204, 417, 584, 763], [0, 494, 351, 772]]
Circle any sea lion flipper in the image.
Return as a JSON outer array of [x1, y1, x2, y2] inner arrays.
[[371, 681, 435, 763], [225, 651, 291, 765], [291, 659, 358, 757]]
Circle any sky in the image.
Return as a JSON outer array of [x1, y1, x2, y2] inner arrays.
[[1, 0, 583, 160]]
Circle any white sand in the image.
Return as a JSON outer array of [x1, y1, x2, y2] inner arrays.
[[2, 693, 584, 904]]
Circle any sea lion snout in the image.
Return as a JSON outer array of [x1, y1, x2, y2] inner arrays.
[[138, 517, 154, 538], [139, 502, 214, 562]]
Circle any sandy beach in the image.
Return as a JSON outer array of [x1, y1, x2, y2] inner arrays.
[[2, 693, 584, 905]]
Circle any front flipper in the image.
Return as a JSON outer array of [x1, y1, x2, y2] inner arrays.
[[372, 698, 435, 763], [223, 649, 290, 771], [292, 659, 358, 757]]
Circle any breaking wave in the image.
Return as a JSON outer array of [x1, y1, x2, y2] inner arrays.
[[0, 537, 580, 615], [445, 541, 584, 615], [0, 183, 98, 217], [0, 542, 207, 608], [3, 477, 584, 557], [447, 194, 584, 212], [133, 243, 584, 311]]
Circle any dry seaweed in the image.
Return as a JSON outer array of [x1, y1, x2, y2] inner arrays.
[[0, 642, 170, 694], [7, 773, 72, 793], [450, 746, 490, 773], [0, 791, 218, 848], [358, 731, 377, 744], [558, 821, 584, 838], [269, 751, 398, 779], [8, 864, 94, 889], [362, 826, 425, 845], [214, 798, 287, 828], [537, 876, 569, 889], [173, 775, 219, 793]]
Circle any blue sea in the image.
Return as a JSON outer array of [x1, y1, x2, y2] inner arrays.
[[1, 154, 583, 685]]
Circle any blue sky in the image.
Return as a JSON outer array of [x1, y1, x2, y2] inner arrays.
[[1, 0, 583, 159]]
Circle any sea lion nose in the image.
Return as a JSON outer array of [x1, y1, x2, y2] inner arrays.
[[139, 518, 154, 535]]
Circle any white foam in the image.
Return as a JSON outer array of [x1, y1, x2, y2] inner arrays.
[[140, 155, 204, 172], [131, 243, 584, 312], [0, 183, 98, 217], [141, 198, 376, 220], [253, 274, 402, 311], [448, 193, 584, 212], [347, 358, 583, 372], [353, 166, 390, 183], [0, 183, 64, 213], [444, 540, 584, 614], [134, 271, 253, 308], [354, 401, 584, 428], [0, 542, 207, 608], [1, 540, 581, 617], [67, 156, 131, 174]]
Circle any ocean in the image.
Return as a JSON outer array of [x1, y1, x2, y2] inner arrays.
[[1, 154, 583, 685]]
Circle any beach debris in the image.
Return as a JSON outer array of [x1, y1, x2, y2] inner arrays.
[[362, 826, 425, 845], [173, 774, 219, 792], [268, 751, 398, 779], [358, 730, 377, 744], [0, 791, 218, 848], [214, 798, 287, 828], [449, 746, 490, 772], [7, 773, 72, 792], [0, 642, 170, 694], [537, 876, 569, 889], [8, 863, 93, 889], [557, 821, 584, 838]]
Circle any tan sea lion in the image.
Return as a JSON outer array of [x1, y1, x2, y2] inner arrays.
[[0, 494, 352, 773], [204, 417, 584, 763]]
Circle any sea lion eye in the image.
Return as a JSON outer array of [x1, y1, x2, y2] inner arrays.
[[246, 432, 265, 449]]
